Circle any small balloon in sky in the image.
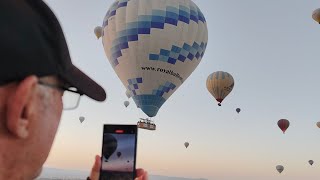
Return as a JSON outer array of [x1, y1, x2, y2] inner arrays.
[[309, 160, 314, 166], [277, 119, 290, 134], [117, 151, 122, 158], [184, 142, 189, 148], [206, 71, 234, 106], [124, 101, 130, 107], [312, 8, 320, 24], [276, 165, 284, 174], [94, 26, 103, 39], [316, 122, 320, 128], [236, 108, 241, 113], [79, 116, 85, 123]]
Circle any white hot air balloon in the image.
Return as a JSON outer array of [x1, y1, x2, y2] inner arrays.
[[101, 0, 208, 117], [124, 100, 130, 107], [276, 165, 284, 174], [94, 26, 103, 39], [312, 8, 320, 24], [206, 71, 234, 106]]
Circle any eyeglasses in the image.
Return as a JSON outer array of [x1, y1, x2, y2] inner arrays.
[[38, 81, 83, 110]]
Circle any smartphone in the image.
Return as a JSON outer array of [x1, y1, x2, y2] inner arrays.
[[99, 124, 138, 180]]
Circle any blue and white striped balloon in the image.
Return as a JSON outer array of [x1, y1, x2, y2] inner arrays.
[[101, 0, 208, 117]]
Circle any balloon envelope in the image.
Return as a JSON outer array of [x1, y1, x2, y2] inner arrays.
[[117, 151, 122, 158], [312, 8, 320, 24], [278, 119, 290, 134], [309, 160, 314, 166], [94, 26, 103, 39], [124, 101, 130, 107], [317, 122, 320, 128], [103, 134, 118, 161], [184, 142, 189, 148], [236, 108, 241, 113], [276, 165, 284, 174], [206, 71, 234, 106], [102, 0, 208, 117], [79, 116, 85, 123]]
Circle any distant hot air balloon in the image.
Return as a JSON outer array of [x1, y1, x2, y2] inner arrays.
[[316, 122, 320, 128], [117, 152, 122, 158], [206, 71, 234, 106], [278, 119, 290, 134], [125, 90, 132, 99], [184, 142, 189, 148], [309, 160, 314, 166], [94, 26, 103, 39], [124, 101, 130, 107], [276, 165, 284, 174], [312, 8, 320, 24], [127, 160, 130, 163], [100, 0, 208, 117], [102, 134, 118, 161], [79, 116, 85, 123], [236, 108, 241, 113]]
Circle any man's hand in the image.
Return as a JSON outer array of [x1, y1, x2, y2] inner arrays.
[[88, 155, 148, 180], [88, 155, 101, 180]]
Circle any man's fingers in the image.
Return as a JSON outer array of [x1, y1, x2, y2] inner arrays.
[[136, 168, 145, 177], [89, 155, 101, 180], [142, 171, 148, 180], [135, 168, 148, 180]]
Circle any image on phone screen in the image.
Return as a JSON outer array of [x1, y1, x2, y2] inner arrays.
[[100, 125, 137, 180]]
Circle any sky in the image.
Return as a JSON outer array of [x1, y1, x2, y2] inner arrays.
[[43, 0, 320, 180]]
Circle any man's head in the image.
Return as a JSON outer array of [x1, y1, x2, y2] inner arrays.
[[0, 0, 106, 179]]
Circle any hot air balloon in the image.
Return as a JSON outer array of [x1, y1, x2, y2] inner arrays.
[[100, 0, 208, 117], [124, 101, 130, 107], [117, 151, 122, 158], [206, 71, 234, 106], [79, 116, 85, 123], [278, 119, 290, 134], [102, 134, 118, 161], [125, 90, 132, 99], [236, 108, 241, 113], [94, 26, 103, 39], [312, 8, 320, 24], [309, 160, 314, 166], [317, 122, 320, 128], [184, 142, 189, 148], [276, 165, 284, 174]]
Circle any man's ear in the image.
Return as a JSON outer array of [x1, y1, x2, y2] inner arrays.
[[6, 75, 38, 139]]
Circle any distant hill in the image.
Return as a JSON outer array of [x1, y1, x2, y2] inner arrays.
[[36, 167, 207, 180]]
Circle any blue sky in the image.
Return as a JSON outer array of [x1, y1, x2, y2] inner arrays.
[[44, 0, 320, 179]]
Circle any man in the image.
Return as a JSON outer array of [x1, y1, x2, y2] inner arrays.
[[0, 0, 148, 179]]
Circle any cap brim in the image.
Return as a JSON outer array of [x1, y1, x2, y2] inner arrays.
[[62, 65, 106, 101]]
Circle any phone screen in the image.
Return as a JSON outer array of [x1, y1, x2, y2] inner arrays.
[[100, 125, 137, 180]]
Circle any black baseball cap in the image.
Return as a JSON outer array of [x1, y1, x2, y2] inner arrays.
[[0, 0, 106, 101]]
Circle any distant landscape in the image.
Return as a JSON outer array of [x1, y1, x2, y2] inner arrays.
[[36, 167, 207, 180]]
